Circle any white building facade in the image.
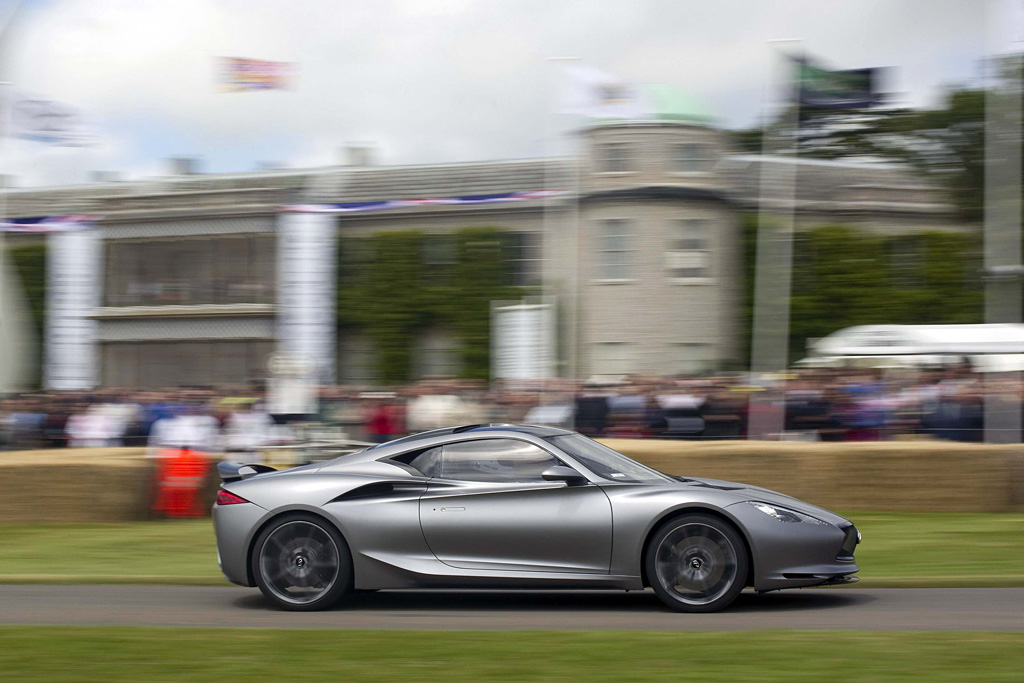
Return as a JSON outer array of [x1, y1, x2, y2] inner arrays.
[[2, 112, 958, 389]]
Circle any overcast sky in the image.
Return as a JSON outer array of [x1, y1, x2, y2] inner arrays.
[[0, 0, 1016, 187]]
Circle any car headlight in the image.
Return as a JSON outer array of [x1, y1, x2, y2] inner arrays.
[[746, 501, 827, 524]]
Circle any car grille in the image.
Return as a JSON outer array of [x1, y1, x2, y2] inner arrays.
[[838, 524, 859, 561]]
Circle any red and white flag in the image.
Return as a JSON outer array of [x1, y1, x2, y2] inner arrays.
[[217, 57, 297, 92]]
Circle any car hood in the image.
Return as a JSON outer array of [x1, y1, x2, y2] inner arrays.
[[676, 476, 851, 527]]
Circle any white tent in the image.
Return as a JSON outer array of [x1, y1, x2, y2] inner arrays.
[[804, 324, 1024, 371]]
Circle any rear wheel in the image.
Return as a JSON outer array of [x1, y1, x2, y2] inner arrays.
[[646, 513, 748, 613], [251, 513, 352, 611]]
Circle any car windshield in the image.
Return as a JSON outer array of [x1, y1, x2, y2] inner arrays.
[[545, 434, 671, 484]]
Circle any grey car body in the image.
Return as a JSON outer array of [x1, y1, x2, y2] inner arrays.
[[213, 424, 859, 612]]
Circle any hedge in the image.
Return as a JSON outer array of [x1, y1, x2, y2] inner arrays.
[[337, 227, 533, 382]]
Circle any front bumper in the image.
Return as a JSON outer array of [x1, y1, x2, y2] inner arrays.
[[727, 502, 860, 591], [818, 573, 859, 586]]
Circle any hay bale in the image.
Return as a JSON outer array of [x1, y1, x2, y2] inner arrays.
[[1, 442, 1022, 520], [602, 439, 1024, 512], [0, 448, 218, 523], [0, 449, 152, 523]]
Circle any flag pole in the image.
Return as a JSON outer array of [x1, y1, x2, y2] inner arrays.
[[982, 2, 1023, 443], [570, 96, 582, 392], [545, 56, 580, 419], [747, 38, 802, 440]]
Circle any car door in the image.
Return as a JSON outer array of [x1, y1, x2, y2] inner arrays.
[[419, 438, 613, 574]]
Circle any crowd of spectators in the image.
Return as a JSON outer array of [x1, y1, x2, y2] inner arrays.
[[0, 366, 1017, 452]]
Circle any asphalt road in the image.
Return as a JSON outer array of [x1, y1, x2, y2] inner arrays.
[[1, 585, 1021, 631]]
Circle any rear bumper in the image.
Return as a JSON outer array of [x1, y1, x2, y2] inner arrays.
[[212, 501, 268, 587]]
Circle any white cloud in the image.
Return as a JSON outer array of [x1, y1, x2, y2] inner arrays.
[[0, 0, 997, 187]]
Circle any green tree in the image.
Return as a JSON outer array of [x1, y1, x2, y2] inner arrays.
[[449, 228, 518, 380], [734, 87, 989, 221], [786, 226, 982, 361], [5, 243, 46, 388], [7, 243, 46, 330]]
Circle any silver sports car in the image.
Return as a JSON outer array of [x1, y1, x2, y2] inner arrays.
[[213, 424, 860, 613]]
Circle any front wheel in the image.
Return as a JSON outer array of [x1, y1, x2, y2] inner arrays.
[[251, 513, 352, 611], [646, 513, 748, 613]]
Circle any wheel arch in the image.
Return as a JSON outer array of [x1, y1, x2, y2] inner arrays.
[[244, 508, 354, 588], [638, 505, 756, 589]]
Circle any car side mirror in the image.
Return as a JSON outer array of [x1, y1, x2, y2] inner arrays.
[[541, 465, 587, 486]]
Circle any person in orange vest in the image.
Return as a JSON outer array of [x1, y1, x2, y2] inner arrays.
[[150, 403, 220, 518]]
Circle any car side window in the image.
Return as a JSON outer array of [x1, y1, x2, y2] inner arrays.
[[439, 439, 560, 483], [405, 446, 442, 477]]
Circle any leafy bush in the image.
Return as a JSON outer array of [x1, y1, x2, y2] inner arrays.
[[741, 217, 983, 365], [337, 227, 523, 382]]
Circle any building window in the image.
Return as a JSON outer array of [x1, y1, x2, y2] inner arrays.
[[422, 236, 457, 267], [886, 238, 925, 290], [414, 326, 461, 379], [597, 219, 634, 280], [669, 342, 714, 374], [508, 232, 542, 287], [338, 238, 374, 286], [338, 332, 378, 384], [674, 143, 714, 173], [596, 143, 631, 173], [421, 236, 457, 283], [100, 340, 272, 388], [103, 234, 276, 307], [592, 341, 635, 375], [667, 220, 712, 279]]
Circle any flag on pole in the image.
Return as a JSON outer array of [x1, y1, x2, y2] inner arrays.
[[1, 88, 93, 146], [794, 56, 882, 109], [559, 64, 652, 120], [217, 57, 296, 92]]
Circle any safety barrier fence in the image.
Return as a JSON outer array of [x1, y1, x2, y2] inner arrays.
[[0, 440, 1022, 523]]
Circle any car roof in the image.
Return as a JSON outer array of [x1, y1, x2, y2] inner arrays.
[[322, 424, 580, 470], [364, 423, 574, 452]]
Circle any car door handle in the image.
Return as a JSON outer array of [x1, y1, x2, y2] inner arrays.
[[439, 506, 466, 512]]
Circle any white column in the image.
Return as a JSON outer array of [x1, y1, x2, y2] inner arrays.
[[45, 228, 102, 390], [276, 211, 337, 383], [982, 2, 1023, 444]]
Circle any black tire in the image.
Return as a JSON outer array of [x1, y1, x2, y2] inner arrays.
[[251, 512, 353, 611], [645, 513, 749, 613]]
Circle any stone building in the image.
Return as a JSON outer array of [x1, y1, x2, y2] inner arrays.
[[2, 99, 958, 389]]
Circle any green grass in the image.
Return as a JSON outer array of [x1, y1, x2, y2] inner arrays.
[[0, 628, 1022, 682], [0, 520, 221, 585], [841, 511, 1024, 587], [0, 511, 1021, 587]]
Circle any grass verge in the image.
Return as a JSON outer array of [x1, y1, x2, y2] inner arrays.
[[0, 511, 1021, 587], [0, 628, 1022, 682]]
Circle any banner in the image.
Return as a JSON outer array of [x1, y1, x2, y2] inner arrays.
[[492, 299, 556, 380], [283, 190, 566, 214], [218, 57, 296, 92], [2, 89, 93, 145], [559, 64, 652, 120], [794, 56, 881, 109], [45, 227, 102, 390], [0, 215, 97, 232], [275, 212, 336, 391]]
